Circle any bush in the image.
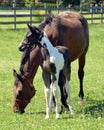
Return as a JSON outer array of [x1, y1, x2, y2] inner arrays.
[[60, 0, 80, 7]]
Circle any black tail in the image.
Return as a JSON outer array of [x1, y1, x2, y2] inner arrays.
[[58, 70, 69, 109]]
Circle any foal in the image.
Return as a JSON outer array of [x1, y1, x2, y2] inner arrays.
[[24, 25, 74, 119]]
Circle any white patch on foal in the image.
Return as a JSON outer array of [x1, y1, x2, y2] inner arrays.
[[40, 32, 64, 70]]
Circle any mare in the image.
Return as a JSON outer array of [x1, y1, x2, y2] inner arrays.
[[13, 11, 89, 114], [23, 24, 73, 118]]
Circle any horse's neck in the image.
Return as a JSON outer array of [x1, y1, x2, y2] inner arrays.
[[20, 46, 41, 82], [40, 32, 57, 55]]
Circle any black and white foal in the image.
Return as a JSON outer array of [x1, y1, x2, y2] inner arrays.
[[20, 25, 74, 119]]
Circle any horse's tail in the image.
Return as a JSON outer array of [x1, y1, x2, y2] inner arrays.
[[79, 14, 89, 53], [58, 70, 69, 110]]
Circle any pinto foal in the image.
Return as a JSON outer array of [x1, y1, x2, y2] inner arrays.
[[23, 25, 74, 119]]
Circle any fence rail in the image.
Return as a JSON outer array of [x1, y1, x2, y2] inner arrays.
[[0, 5, 104, 29]]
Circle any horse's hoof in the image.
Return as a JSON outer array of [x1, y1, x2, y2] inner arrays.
[[56, 114, 60, 119], [61, 105, 69, 113], [70, 110, 74, 115], [78, 99, 84, 104], [45, 115, 50, 119], [58, 106, 62, 114]]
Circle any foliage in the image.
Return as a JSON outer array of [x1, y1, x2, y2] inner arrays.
[[16, 0, 25, 7], [0, 0, 25, 7], [0, 23, 104, 129], [56, 0, 102, 7], [60, 0, 80, 7], [0, 0, 12, 6], [25, 0, 35, 7], [0, 0, 102, 7]]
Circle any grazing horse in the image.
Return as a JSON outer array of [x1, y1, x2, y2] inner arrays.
[[13, 11, 89, 114], [24, 24, 73, 118]]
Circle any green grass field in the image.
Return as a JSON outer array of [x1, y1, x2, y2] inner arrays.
[[0, 24, 104, 130]]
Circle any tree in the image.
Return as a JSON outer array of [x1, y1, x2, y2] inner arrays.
[[0, 0, 25, 7], [0, 0, 12, 6], [60, 0, 80, 7], [25, 0, 35, 7]]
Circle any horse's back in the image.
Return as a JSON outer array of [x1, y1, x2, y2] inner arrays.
[[44, 11, 89, 61]]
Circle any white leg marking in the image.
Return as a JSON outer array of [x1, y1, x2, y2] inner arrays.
[[52, 73, 60, 119], [65, 80, 74, 115], [44, 86, 51, 119]]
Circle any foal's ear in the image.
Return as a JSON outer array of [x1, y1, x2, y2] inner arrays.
[[27, 23, 35, 34], [27, 23, 41, 34]]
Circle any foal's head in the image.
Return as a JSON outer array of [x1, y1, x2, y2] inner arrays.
[[19, 24, 43, 51], [13, 69, 36, 114]]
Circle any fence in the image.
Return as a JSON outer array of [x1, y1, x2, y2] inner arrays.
[[0, 5, 104, 29]]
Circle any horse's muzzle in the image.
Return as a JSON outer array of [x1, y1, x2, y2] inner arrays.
[[13, 107, 25, 114]]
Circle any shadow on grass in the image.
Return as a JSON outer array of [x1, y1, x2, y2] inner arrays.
[[26, 111, 46, 115], [84, 99, 104, 118]]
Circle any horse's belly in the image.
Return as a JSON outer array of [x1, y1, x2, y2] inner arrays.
[[62, 31, 87, 61]]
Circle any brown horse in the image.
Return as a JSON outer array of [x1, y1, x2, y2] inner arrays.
[[13, 11, 89, 114]]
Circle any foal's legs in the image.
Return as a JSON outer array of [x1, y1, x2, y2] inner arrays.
[[52, 72, 60, 119], [42, 71, 51, 119], [64, 79, 74, 115], [78, 54, 86, 104]]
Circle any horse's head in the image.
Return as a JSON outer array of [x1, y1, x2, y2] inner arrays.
[[19, 24, 43, 51], [13, 69, 36, 114]]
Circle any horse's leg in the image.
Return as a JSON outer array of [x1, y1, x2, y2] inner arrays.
[[58, 71, 69, 110], [65, 79, 74, 115], [42, 71, 51, 119], [78, 54, 86, 104], [52, 72, 60, 119]]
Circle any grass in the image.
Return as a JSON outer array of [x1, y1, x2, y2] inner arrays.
[[0, 24, 104, 130]]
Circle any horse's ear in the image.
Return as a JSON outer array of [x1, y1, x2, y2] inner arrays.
[[34, 26, 41, 33], [27, 23, 41, 34], [27, 23, 35, 34], [13, 69, 18, 78], [13, 69, 23, 83]]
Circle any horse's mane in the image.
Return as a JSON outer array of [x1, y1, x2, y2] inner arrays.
[[38, 14, 54, 30], [19, 49, 31, 75]]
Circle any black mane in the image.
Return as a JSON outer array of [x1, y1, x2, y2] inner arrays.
[[38, 15, 54, 30]]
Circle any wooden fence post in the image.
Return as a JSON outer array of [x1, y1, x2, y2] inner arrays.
[[30, 6, 32, 25], [90, 4, 93, 24], [13, 6, 16, 30], [1, 6, 104, 29], [56, 0, 59, 14], [80, 3, 82, 13], [101, 4, 103, 23], [44, 3, 47, 19]]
